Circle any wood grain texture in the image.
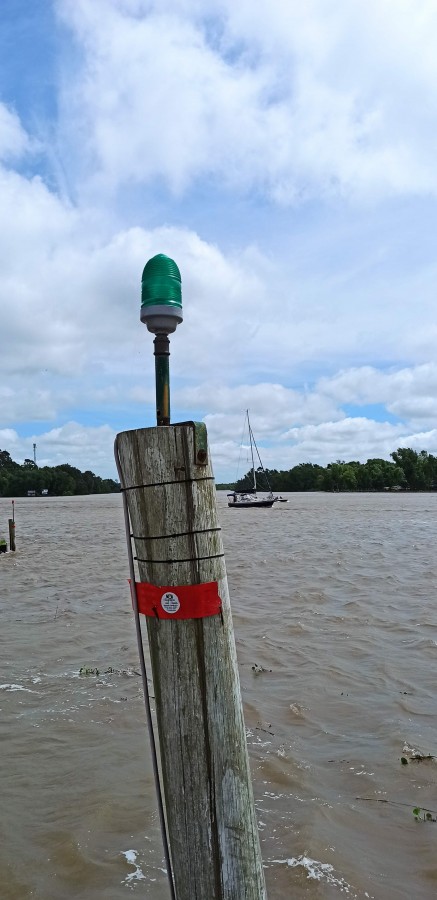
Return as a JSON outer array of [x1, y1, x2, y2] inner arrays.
[[116, 424, 267, 900]]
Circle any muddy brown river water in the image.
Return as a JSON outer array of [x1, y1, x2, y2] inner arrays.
[[1, 492, 436, 899]]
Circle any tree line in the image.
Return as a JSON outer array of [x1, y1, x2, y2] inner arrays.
[[218, 448, 437, 493], [0, 449, 119, 497]]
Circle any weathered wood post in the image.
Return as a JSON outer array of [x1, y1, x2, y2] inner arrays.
[[116, 424, 266, 899], [115, 255, 267, 899], [9, 501, 15, 551], [8, 520, 15, 551]]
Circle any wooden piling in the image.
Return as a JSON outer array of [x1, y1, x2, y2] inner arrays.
[[116, 423, 267, 900], [8, 518, 15, 552]]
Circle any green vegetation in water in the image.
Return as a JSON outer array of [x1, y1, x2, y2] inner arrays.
[[217, 447, 437, 492], [358, 797, 437, 822], [0, 449, 119, 497], [413, 807, 437, 823]]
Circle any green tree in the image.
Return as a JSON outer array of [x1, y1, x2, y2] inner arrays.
[[0, 449, 119, 496], [391, 448, 427, 490], [0, 450, 18, 470], [322, 461, 357, 491], [288, 463, 324, 491]]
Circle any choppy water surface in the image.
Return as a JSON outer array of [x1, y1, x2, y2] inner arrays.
[[1, 492, 437, 899]]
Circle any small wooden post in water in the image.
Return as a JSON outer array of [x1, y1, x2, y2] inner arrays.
[[9, 501, 15, 551], [116, 423, 267, 900]]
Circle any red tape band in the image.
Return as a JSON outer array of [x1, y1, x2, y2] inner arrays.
[[133, 581, 221, 620]]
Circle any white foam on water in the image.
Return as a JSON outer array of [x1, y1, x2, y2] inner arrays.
[[270, 855, 356, 895], [0, 683, 37, 693], [121, 849, 147, 886]]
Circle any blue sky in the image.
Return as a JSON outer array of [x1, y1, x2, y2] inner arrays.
[[1, 0, 437, 480]]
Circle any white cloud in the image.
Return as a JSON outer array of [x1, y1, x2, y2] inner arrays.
[[194, 383, 343, 437], [318, 363, 437, 426], [0, 428, 21, 451], [399, 427, 437, 452], [0, 386, 57, 423], [283, 416, 405, 457], [0, 103, 30, 161], [8, 421, 117, 475], [56, 0, 437, 202], [389, 397, 437, 424], [0, 147, 273, 380]]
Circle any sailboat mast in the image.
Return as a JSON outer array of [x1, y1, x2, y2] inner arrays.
[[247, 410, 257, 493], [250, 429, 273, 494]]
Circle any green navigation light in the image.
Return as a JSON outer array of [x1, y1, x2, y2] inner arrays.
[[141, 253, 183, 334]]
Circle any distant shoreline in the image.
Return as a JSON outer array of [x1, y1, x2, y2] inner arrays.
[[218, 447, 437, 493]]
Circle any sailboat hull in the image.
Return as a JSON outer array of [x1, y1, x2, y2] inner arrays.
[[227, 498, 275, 508]]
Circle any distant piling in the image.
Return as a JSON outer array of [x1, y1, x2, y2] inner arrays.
[[8, 519, 15, 552], [9, 501, 16, 551]]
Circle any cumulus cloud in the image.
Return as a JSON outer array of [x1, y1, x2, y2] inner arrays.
[[282, 416, 406, 458], [1, 156, 434, 396], [1, 422, 117, 476], [56, 0, 437, 202], [194, 384, 343, 438], [318, 363, 437, 426], [0, 103, 30, 161], [0, 386, 57, 423], [0, 167, 272, 382]]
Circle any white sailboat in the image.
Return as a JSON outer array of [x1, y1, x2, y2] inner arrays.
[[227, 411, 276, 508]]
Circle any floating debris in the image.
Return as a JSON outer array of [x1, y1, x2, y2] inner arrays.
[[78, 666, 141, 678], [251, 663, 272, 674], [402, 743, 435, 763]]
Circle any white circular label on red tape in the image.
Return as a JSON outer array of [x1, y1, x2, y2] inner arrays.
[[160, 591, 180, 614]]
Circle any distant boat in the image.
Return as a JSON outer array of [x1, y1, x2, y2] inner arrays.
[[227, 411, 276, 508]]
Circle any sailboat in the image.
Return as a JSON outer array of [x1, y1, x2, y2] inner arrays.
[[227, 411, 276, 508]]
